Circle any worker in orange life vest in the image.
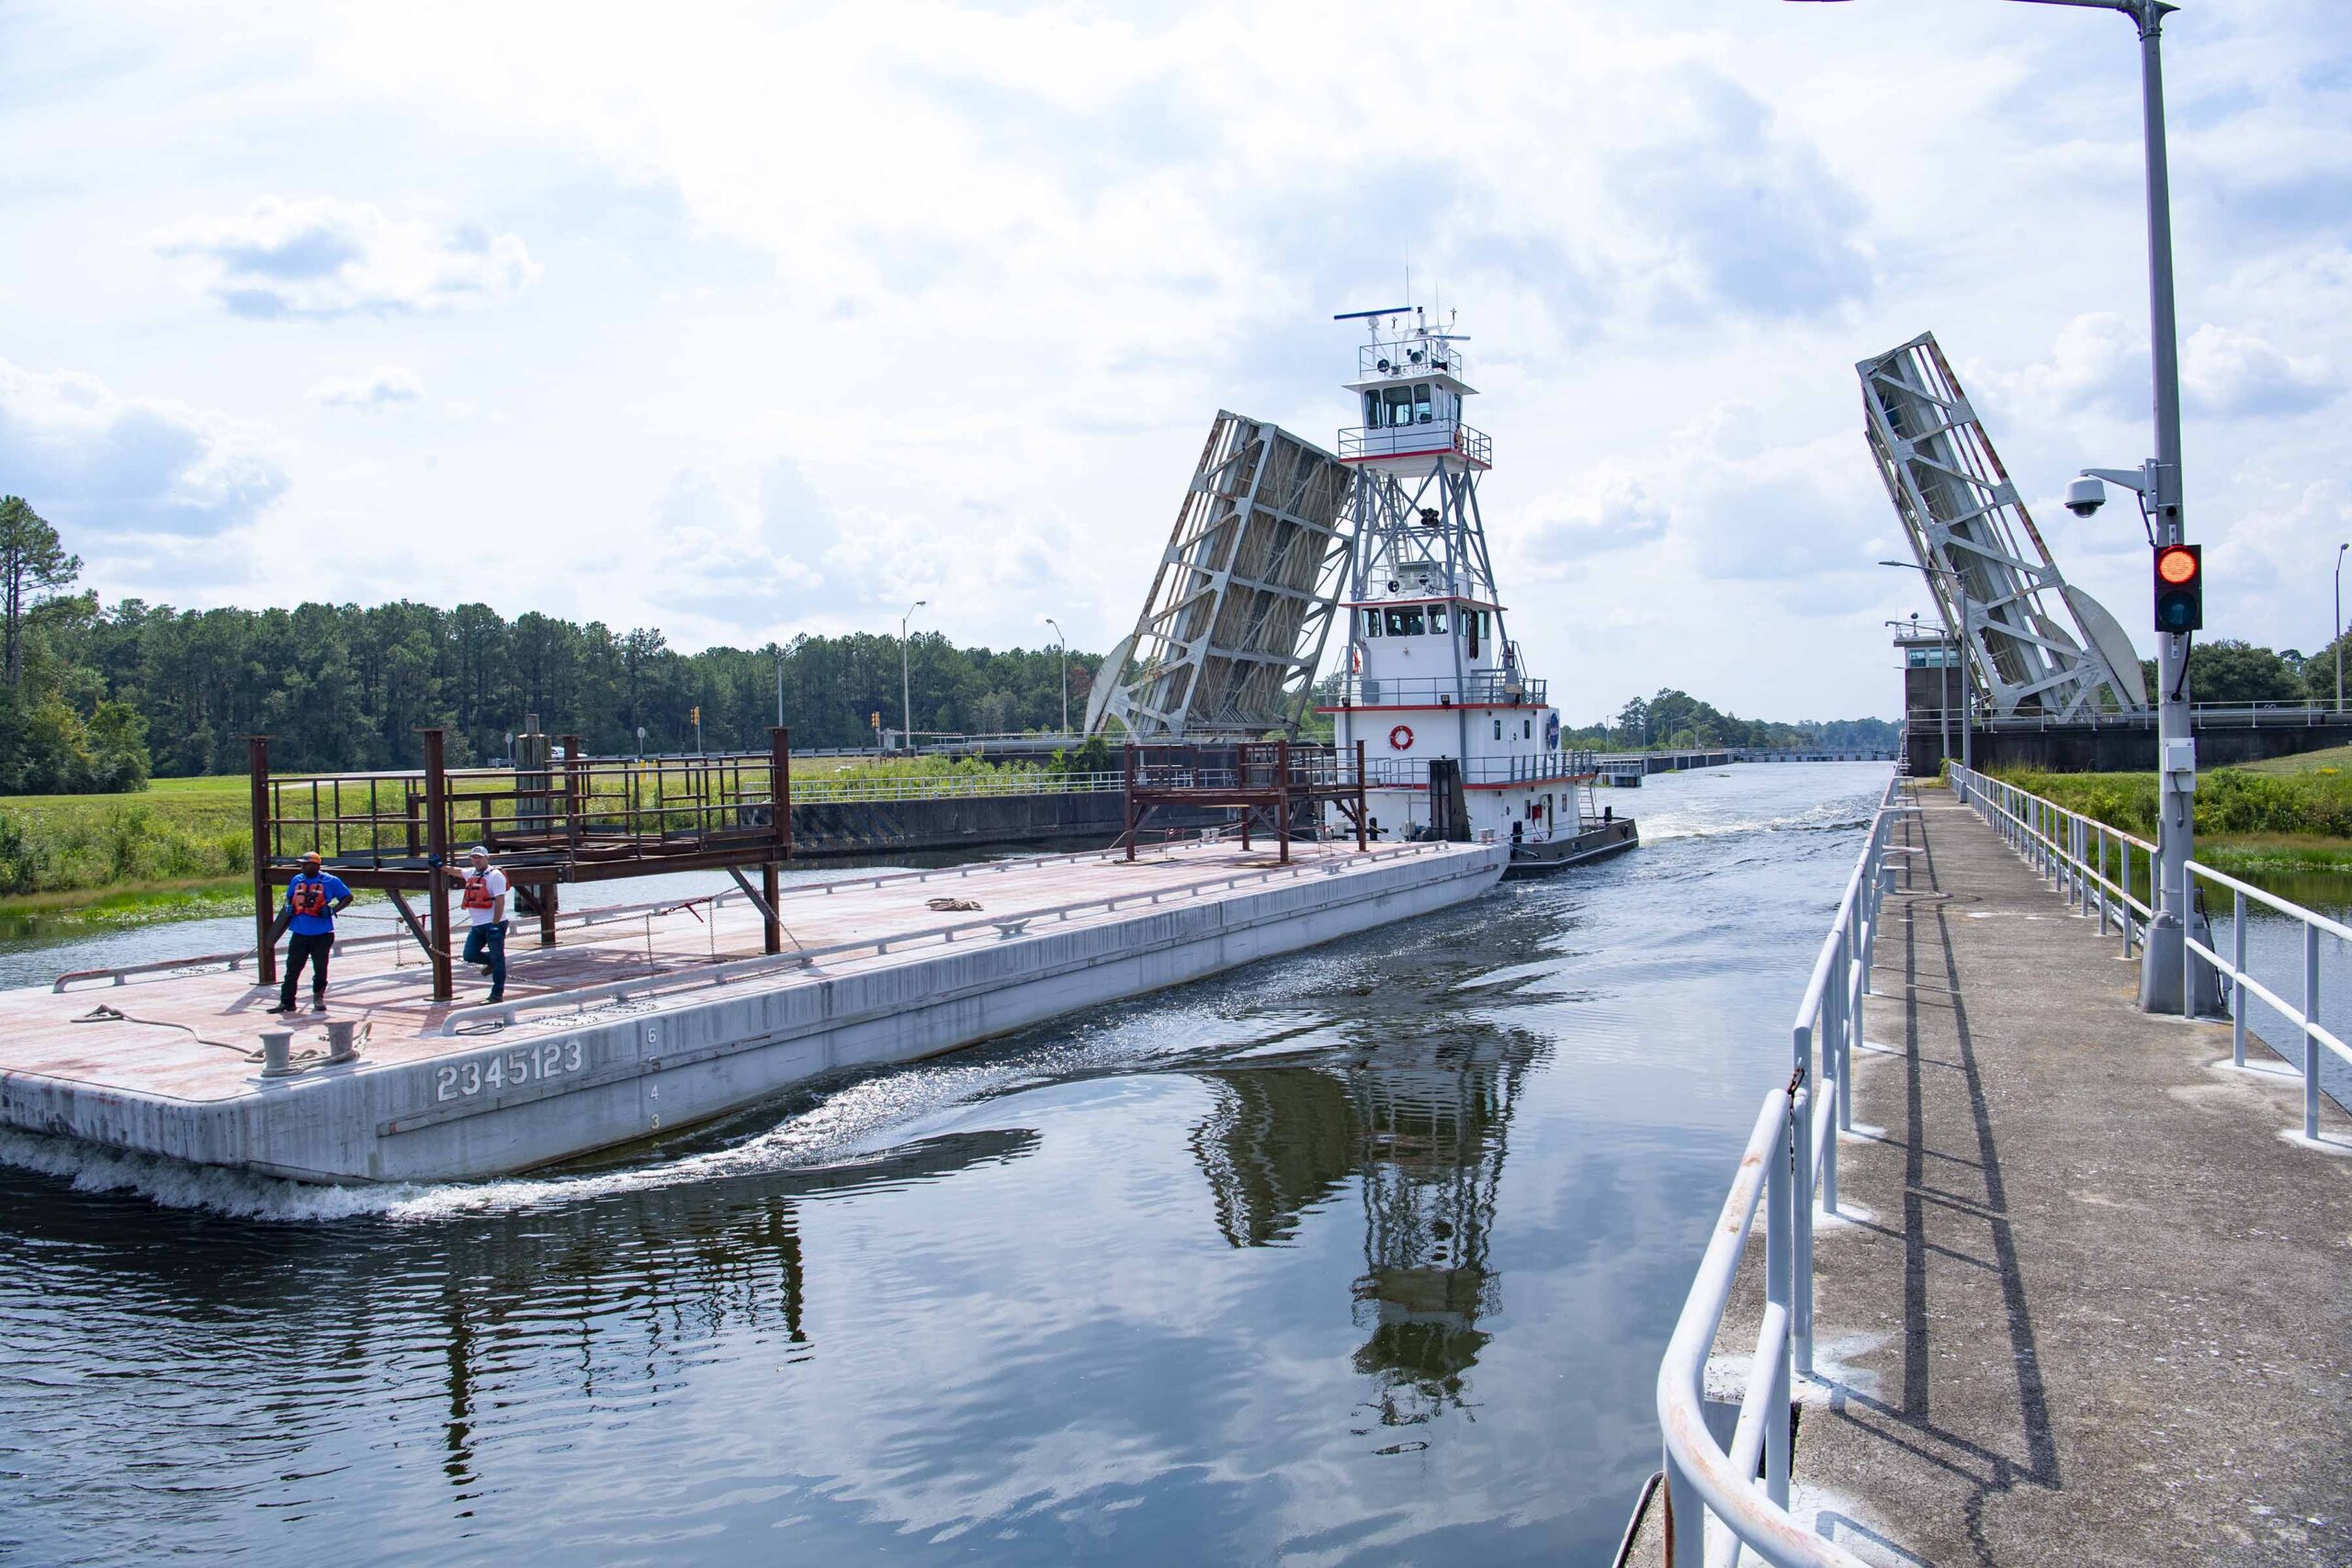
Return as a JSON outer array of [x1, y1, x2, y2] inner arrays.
[[268, 851, 351, 1014], [445, 844, 510, 1002]]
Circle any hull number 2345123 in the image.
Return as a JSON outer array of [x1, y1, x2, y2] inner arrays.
[[435, 1041, 584, 1101]]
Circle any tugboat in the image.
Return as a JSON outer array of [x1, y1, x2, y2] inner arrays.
[[1320, 306, 1638, 877]]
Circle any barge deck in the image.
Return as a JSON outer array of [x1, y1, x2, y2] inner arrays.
[[0, 838, 1504, 1184]]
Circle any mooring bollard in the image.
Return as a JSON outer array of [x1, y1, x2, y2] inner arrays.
[[259, 1029, 297, 1077], [324, 1018, 367, 1064]]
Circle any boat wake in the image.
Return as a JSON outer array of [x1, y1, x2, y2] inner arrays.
[[0, 994, 1247, 1224]]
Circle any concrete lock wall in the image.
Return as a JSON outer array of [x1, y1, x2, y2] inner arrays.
[[786, 793, 1228, 856], [1905, 720, 2352, 776]]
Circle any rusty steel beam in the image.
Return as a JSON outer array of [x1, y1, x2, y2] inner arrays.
[[247, 736, 277, 987], [420, 728, 454, 1002]]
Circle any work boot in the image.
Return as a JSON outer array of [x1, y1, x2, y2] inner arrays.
[[266, 1001, 296, 1015], [486, 990, 504, 1004], [310, 998, 328, 1013]]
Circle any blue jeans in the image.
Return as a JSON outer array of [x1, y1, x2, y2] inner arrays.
[[461, 920, 507, 998]]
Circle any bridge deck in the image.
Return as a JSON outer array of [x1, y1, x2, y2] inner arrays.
[[1778, 789, 2352, 1564]]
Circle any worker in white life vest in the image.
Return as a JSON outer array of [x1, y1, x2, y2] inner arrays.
[[445, 844, 510, 1002]]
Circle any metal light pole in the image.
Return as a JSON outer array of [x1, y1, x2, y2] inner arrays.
[[1804, 0, 2199, 1010], [775, 645, 786, 728], [900, 600, 927, 755], [1044, 616, 1069, 735], [2335, 544, 2347, 713]]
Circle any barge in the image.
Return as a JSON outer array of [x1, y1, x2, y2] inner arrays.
[[0, 837, 1502, 1184]]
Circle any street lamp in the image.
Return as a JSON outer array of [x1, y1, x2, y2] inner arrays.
[[1044, 616, 1069, 736], [900, 600, 927, 755], [2335, 544, 2347, 713], [1805, 0, 2201, 1015]]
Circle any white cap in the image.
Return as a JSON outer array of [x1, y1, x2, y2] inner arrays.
[[468, 844, 490, 857]]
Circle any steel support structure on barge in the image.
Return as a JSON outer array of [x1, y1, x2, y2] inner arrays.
[[245, 725, 796, 1001], [1122, 740, 1370, 864]]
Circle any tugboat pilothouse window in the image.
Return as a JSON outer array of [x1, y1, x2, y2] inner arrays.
[[1362, 609, 1383, 637], [1366, 386, 1436, 428], [1383, 607, 1426, 637], [1428, 607, 1448, 634]]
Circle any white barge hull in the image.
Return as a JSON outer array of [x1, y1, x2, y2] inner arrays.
[[0, 840, 1504, 1184]]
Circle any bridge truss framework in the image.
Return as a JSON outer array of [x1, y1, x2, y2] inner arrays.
[[1861, 333, 2146, 720]]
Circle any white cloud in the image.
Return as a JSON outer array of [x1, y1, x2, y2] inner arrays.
[[308, 365, 424, 410], [0, 355, 287, 540], [153, 197, 540, 319], [1521, 468, 1669, 558], [1975, 312, 2150, 427], [0, 0, 2342, 717], [639, 464, 830, 628], [2181, 323, 2338, 419]]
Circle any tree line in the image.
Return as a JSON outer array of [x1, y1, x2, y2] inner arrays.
[[10, 501, 2341, 794], [2, 502, 1098, 787], [1570, 690, 1899, 753]]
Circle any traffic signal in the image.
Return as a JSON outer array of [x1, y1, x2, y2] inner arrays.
[[2152, 544, 2201, 634], [871, 711, 881, 729], [689, 705, 701, 725]]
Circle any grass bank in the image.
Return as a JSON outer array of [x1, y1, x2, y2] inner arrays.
[[1991, 764, 2352, 903], [1996, 765, 2352, 844], [0, 776, 254, 915]]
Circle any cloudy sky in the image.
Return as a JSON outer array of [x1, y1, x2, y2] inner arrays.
[[1, 1, 2344, 722]]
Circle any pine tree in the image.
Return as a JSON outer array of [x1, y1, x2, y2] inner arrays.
[[0, 497, 80, 692]]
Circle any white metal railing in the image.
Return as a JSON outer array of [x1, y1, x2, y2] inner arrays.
[[1951, 764, 2350, 1145], [1325, 671, 1546, 708], [1904, 702, 2349, 732], [1949, 766, 2156, 960], [1336, 420, 1493, 466], [2185, 862, 2352, 1144], [1356, 338, 1469, 381], [790, 770, 1124, 804], [1363, 751, 1600, 789], [1657, 774, 1909, 1567]]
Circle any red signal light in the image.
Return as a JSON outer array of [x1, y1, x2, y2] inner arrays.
[[2152, 543, 2202, 633]]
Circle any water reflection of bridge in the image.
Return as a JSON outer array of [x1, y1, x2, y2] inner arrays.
[[1191, 1031, 1537, 1427]]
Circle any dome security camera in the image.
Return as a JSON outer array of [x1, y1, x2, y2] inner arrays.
[[2065, 477, 2106, 518]]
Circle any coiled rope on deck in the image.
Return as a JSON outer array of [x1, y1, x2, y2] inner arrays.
[[70, 1003, 320, 1066]]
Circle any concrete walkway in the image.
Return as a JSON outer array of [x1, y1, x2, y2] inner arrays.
[[1778, 786, 2352, 1565], [1623, 785, 2352, 1566]]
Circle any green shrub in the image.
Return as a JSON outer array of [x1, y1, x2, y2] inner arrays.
[[1999, 765, 2352, 840], [0, 810, 43, 896]]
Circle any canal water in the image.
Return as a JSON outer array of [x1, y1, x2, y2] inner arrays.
[[0, 765, 1906, 1562]]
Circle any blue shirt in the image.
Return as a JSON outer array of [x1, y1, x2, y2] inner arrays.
[[284, 872, 351, 936]]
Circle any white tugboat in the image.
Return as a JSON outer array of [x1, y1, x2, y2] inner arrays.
[[1321, 307, 1638, 875]]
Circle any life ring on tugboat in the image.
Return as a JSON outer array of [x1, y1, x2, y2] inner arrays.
[[1388, 724, 1414, 750]]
